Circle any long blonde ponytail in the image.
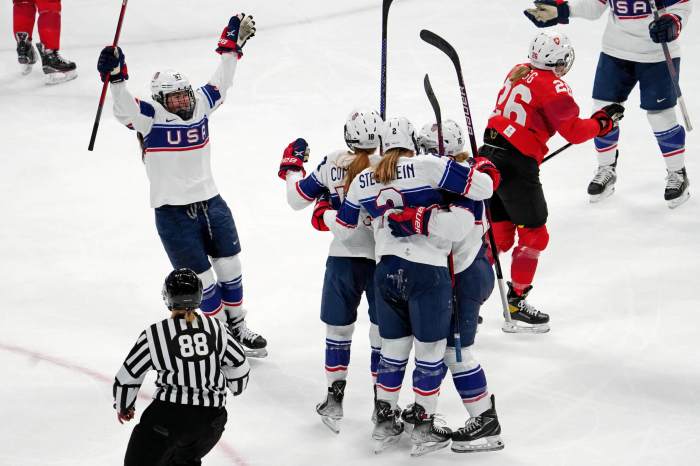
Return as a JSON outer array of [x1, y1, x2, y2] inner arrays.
[[374, 148, 413, 184], [343, 148, 374, 193]]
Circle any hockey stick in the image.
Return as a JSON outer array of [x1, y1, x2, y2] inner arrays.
[[542, 142, 572, 163], [380, 0, 394, 122], [420, 29, 513, 327], [424, 74, 463, 362], [88, 0, 129, 151], [647, 0, 693, 131]]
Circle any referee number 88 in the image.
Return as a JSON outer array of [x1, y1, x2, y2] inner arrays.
[[178, 334, 209, 358]]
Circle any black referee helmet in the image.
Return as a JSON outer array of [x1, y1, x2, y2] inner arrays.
[[162, 268, 203, 311]]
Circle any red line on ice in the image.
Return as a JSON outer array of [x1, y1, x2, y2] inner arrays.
[[0, 341, 249, 466]]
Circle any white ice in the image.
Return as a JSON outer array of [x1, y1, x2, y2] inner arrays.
[[1, 1, 699, 465]]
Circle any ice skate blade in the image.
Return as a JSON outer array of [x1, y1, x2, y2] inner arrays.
[[667, 189, 690, 209], [373, 435, 401, 454], [451, 435, 505, 453], [589, 186, 615, 203], [320, 415, 341, 434], [44, 70, 77, 85], [20, 63, 33, 76], [502, 321, 550, 334], [245, 347, 268, 358], [410, 439, 451, 457]]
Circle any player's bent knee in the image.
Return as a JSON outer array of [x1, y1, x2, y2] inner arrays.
[[381, 336, 413, 360], [212, 254, 242, 282], [326, 323, 355, 340], [646, 107, 678, 130], [517, 224, 549, 252], [444, 345, 479, 370]]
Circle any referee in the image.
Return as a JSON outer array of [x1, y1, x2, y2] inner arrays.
[[113, 268, 250, 466]]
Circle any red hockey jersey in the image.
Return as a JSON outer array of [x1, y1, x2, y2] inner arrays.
[[486, 65, 600, 164]]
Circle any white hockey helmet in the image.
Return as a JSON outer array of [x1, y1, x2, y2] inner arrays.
[[344, 108, 382, 150], [151, 69, 196, 120], [528, 31, 575, 77], [381, 117, 418, 153], [418, 119, 465, 156]]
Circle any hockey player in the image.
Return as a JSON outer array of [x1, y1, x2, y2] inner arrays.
[[97, 14, 268, 357], [277, 109, 383, 433], [13, 0, 76, 83], [525, 0, 692, 208], [114, 268, 250, 466], [480, 31, 624, 332], [402, 122, 505, 453], [332, 117, 499, 456]]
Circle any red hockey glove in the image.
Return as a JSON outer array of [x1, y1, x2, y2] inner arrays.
[[217, 14, 256, 57], [311, 192, 332, 231], [278, 138, 310, 180], [649, 14, 682, 44], [592, 103, 625, 137], [387, 205, 436, 237], [471, 157, 501, 191]]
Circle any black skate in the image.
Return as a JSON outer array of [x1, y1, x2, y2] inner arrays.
[[408, 403, 452, 457], [451, 395, 505, 453], [664, 167, 690, 209], [36, 43, 77, 85], [502, 282, 550, 334], [372, 400, 404, 454], [15, 32, 37, 75], [230, 318, 268, 358], [316, 380, 345, 434], [587, 153, 618, 203]]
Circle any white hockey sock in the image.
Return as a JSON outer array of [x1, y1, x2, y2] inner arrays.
[[647, 108, 686, 172], [413, 339, 447, 416], [325, 324, 355, 386], [445, 346, 491, 418], [369, 323, 381, 385], [592, 100, 621, 167], [375, 336, 412, 409]]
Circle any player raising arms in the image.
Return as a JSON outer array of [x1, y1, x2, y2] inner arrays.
[[480, 31, 624, 332], [332, 117, 498, 456], [97, 14, 268, 357], [525, 0, 693, 207], [276, 109, 383, 433]]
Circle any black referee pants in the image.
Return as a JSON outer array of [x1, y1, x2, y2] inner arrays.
[[124, 400, 227, 466]]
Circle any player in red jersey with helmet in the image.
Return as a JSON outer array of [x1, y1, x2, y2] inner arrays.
[[12, 0, 77, 83], [480, 31, 624, 332]]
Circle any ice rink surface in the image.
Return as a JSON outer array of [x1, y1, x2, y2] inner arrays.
[[1, 1, 699, 465]]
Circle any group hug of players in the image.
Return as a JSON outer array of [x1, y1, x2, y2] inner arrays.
[[92, 0, 691, 464]]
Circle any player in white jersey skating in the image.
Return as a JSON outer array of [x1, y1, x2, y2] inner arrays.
[[97, 14, 268, 357], [332, 117, 499, 456], [525, 0, 693, 208], [396, 121, 504, 453], [276, 109, 383, 433]]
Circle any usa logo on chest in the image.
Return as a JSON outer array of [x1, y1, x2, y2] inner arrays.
[[145, 117, 210, 153]]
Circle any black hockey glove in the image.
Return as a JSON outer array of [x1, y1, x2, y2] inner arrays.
[[649, 14, 682, 43], [97, 46, 128, 83], [524, 0, 570, 28]]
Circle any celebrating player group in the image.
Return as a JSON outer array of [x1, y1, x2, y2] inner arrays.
[[91, 0, 692, 463]]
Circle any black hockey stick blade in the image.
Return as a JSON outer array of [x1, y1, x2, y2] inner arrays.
[[423, 74, 445, 156], [420, 29, 461, 70]]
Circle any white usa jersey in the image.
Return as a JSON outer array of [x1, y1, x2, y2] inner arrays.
[[112, 54, 238, 208], [286, 150, 379, 259], [570, 0, 692, 62], [333, 154, 493, 267]]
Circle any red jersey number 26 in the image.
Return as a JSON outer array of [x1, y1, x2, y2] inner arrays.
[[494, 80, 532, 126]]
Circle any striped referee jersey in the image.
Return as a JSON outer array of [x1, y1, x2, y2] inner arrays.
[[113, 313, 249, 412]]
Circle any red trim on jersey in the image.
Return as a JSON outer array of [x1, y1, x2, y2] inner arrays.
[[145, 138, 210, 153], [295, 181, 315, 201], [619, 14, 650, 20]]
